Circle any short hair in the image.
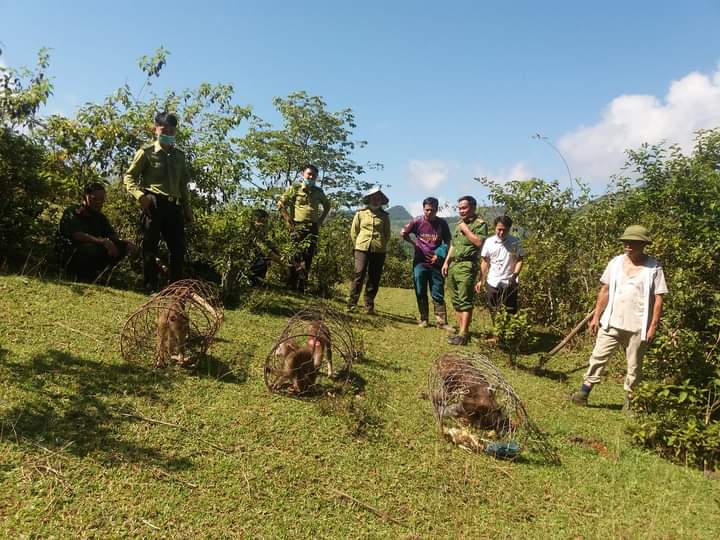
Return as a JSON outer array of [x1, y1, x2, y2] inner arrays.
[[494, 215, 513, 228], [154, 111, 178, 127], [253, 208, 269, 221], [422, 197, 439, 209], [83, 182, 106, 195], [457, 195, 477, 209], [303, 164, 319, 175]]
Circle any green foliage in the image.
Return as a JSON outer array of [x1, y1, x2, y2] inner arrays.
[[631, 378, 720, 470], [379, 235, 413, 289], [493, 309, 537, 365], [310, 214, 354, 297]]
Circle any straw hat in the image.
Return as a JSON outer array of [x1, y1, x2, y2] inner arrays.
[[362, 186, 389, 206]]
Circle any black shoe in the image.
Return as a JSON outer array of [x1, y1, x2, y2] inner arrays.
[[447, 334, 469, 346]]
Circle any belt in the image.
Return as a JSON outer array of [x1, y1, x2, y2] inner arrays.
[[146, 191, 182, 206]]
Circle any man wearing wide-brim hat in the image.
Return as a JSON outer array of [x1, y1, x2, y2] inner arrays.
[[347, 186, 391, 314], [571, 225, 668, 414]]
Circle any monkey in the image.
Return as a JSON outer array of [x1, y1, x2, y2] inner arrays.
[[432, 353, 510, 433], [306, 319, 333, 377], [155, 301, 190, 368], [269, 339, 319, 394]]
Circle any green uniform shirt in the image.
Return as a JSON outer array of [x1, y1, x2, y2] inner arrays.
[[123, 141, 190, 207], [350, 207, 391, 253], [450, 216, 488, 261], [278, 183, 330, 224], [59, 204, 116, 243]]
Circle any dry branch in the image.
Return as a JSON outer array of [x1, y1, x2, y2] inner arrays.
[[326, 487, 408, 528]]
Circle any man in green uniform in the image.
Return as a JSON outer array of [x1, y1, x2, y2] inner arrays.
[[123, 112, 193, 291], [277, 164, 330, 292], [58, 182, 136, 281], [441, 195, 488, 345]]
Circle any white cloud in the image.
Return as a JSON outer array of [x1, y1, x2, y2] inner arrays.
[[406, 198, 455, 218], [558, 65, 720, 184], [473, 161, 534, 184], [407, 159, 451, 189]]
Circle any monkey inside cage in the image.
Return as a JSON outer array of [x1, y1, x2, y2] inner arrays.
[[120, 279, 224, 368], [264, 305, 360, 396], [428, 352, 560, 464]]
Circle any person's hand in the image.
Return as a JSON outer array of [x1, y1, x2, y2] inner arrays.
[[458, 222, 469, 235], [646, 322, 658, 343], [139, 194, 155, 213], [474, 281, 483, 294], [102, 238, 119, 258], [429, 254, 438, 265], [589, 316, 600, 335], [441, 262, 449, 277]]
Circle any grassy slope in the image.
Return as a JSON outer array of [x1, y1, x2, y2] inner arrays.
[[0, 276, 718, 539]]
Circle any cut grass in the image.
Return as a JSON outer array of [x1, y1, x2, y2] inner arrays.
[[0, 275, 718, 538]]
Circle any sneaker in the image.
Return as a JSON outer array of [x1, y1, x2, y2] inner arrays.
[[365, 306, 376, 316], [622, 395, 635, 417], [571, 390, 589, 406], [418, 320, 429, 328], [447, 334, 469, 346], [436, 322, 454, 332]]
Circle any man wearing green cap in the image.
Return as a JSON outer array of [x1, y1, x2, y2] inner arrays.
[[571, 225, 668, 413]]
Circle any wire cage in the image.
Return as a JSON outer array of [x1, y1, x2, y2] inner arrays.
[[120, 279, 224, 368], [428, 352, 559, 463], [264, 305, 360, 395]]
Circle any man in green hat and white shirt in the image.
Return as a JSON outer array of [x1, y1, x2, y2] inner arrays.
[[571, 225, 668, 413]]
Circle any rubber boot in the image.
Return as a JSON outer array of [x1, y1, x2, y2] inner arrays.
[[417, 295, 429, 325], [433, 301, 454, 332]]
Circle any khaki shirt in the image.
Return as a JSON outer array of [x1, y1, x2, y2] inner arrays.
[[123, 141, 190, 208], [451, 217, 488, 262], [350, 207, 391, 253], [278, 183, 330, 224]]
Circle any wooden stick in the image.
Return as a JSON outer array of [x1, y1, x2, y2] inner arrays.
[[538, 310, 594, 366], [327, 487, 408, 528], [54, 321, 103, 344], [117, 410, 233, 454]]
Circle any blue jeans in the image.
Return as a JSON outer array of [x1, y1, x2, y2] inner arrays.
[[413, 264, 445, 321]]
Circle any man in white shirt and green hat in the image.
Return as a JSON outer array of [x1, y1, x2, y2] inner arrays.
[[572, 225, 668, 414]]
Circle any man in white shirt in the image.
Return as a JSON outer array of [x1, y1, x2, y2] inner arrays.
[[475, 215, 524, 315], [571, 225, 668, 414]]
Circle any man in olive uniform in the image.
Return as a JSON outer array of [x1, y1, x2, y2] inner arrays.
[[123, 112, 193, 291], [58, 182, 135, 281], [441, 196, 488, 345], [277, 164, 330, 292]]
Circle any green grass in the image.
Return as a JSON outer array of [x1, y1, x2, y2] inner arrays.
[[1, 275, 718, 538]]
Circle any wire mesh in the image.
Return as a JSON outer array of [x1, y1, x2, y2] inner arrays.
[[428, 351, 560, 463], [120, 279, 224, 368], [264, 305, 359, 395]]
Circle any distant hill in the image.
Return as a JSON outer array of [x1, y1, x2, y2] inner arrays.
[[387, 205, 412, 221]]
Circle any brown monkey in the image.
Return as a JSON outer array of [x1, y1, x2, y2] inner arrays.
[[155, 302, 190, 368], [306, 320, 333, 377], [432, 353, 510, 432], [270, 339, 319, 394]]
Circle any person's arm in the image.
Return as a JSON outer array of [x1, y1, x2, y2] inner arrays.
[[123, 148, 154, 213], [511, 257, 524, 282], [277, 186, 295, 230], [441, 245, 454, 277], [350, 212, 361, 245], [181, 155, 193, 224], [400, 219, 416, 247], [475, 257, 490, 293], [457, 221, 484, 247], [646, 294, 664, 343], [382, 214, 391, 248], [318, 191, 331, 225], [589, 283, 610, 334]]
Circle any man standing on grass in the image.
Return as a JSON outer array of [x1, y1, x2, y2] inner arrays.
[[123, 112, 193, 292], [441, 196, 488, 345], [571, 225, 668, 414], [476, 215, 524, 316], [277, 164, 330, 293], [401, 197, 452, 329]]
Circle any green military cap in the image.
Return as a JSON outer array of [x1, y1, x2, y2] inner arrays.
[[619, 224, 652, 244]]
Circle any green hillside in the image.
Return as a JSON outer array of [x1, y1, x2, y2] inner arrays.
[[1, 276, 718, 538]]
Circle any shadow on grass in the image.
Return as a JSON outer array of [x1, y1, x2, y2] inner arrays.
[[192, 346, 253, 384], [0, 349, 191, 469], [588, 402, 623, 411]]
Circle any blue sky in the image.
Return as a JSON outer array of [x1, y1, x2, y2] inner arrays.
[[3, 0, 720, 215]]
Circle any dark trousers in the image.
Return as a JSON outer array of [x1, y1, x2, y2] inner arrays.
[[250, 256, 270, 285], [66, 240, 128, 282], [348, 250, 386, 308], [413, 264, 445, 321], [486, 282, 519, 314], [288, 222, 318, 292], [140, 196, 185, 290]]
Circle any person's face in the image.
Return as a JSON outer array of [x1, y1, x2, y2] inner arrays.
[[623, 240, 646, 257], [423, 204, 438, 221], [367, 193, 384, 207], [495, 222, 508, 240], [85, 189, 106, 212], [155, 123, 177, 139], [254, 218, 267, 231], [457, 200, 475, 220], [303, 168, 318, 181]]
